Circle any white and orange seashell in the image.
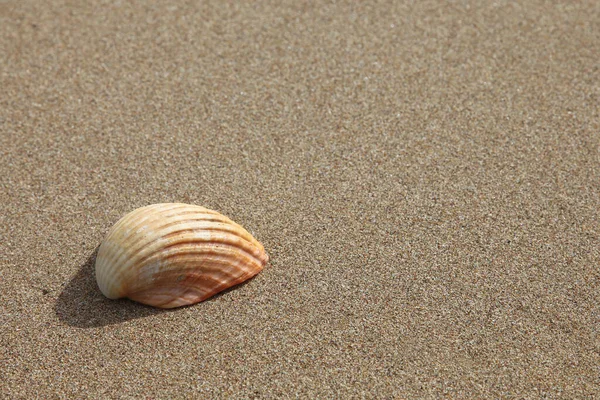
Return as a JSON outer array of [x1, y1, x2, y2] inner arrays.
[[95, 203, 268, 308]]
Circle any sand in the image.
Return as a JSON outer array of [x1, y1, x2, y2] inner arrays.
[[1, 1, 599, 398]]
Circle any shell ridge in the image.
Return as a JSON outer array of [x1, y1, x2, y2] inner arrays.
[[101, 204, 186, 281], [115, 225, 264, 277], [131, 264, 261, 309], [159, 235, 263, 260], [120, 241, 265, 303], [155, 244, 262, 264], [147, 252, 262, 277], [104, 210, 237, 280], [125, 247, 263, 290], [127, 237, 265, 276]]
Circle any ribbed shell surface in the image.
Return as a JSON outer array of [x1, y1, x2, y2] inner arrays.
[[95, 203, 268, 308]]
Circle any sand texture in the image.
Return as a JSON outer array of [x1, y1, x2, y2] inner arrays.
[[1, 1, 599, 398]]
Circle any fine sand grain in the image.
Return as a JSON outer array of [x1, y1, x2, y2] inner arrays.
[[1, 1, 599, 398]]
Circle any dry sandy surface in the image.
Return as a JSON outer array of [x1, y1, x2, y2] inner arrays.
[[1, 1, 599, 398]]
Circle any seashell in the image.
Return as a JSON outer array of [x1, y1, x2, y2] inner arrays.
[[95, 203, 268, 308]]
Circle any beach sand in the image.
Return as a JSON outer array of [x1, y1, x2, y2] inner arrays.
[[1, 1, 599, 397]]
